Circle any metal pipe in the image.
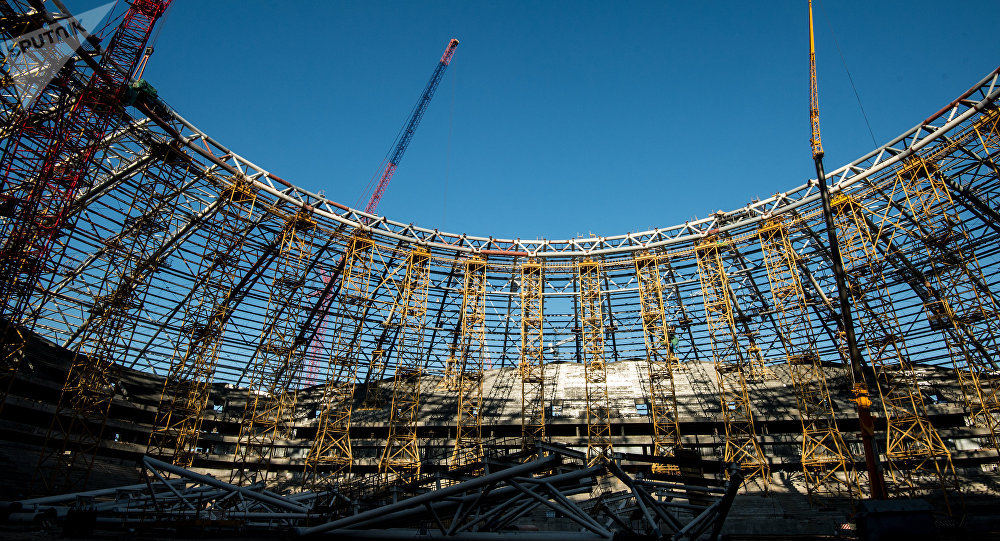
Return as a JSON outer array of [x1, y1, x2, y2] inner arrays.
[[297, 453, 560, 536], [142, 456, 308, 513], [5, 479, 186, 510]]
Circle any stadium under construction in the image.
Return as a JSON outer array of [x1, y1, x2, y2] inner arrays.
[[1, 1, 1000, 539]]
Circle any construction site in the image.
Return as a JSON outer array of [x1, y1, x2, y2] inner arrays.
[[1, 0, 1000, 539]]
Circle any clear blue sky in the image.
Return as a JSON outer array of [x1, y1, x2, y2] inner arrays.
[[68, 1, 1000, 240]]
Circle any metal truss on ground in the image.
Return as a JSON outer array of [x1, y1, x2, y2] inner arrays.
[[0, 445, 747, 541]]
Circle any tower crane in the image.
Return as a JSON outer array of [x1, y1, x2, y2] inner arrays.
[[807, 0, 887, 500], [0, 0, 173, 411], [364, 38, 459, 215], [303, 38, 459, 383]]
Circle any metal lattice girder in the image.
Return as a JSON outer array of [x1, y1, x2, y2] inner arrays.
[[578, 259, 612, 466], [35, 138, 189, 494], [891, 156, 1000, 458], [831, 192, 960, 506], [147, 174, 257, 468], [633, 250, 682, 474], [304, 233, 376, 487], [519, 259, 546, 448], [0, 33, 91, 407], [452, 256, 488, 468], [380, 247, 431, 481], [231, 207, 318, 487], [695, 237, 770, 487], [757, 215, 860, 501]]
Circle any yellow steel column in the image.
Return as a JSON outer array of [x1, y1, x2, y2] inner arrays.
[[519, 259, 546, 448], [758, 215, 859, 501], [695, 237, 770, 487], [832, 193, 959, 506], [452, 256, 488, 468], [379, 247, 432, 481], [633, 251, 682, 474], [230, 208, 317, 487], [148, 175, 257, 468], [35, 143, 189, 493], [894, 156, 1000, 460], [578, 259, 612, 466], [303, 234, 376, 488]]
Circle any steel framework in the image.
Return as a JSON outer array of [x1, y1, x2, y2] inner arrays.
[[892, 152, 1000, 461], [230, 208, 318, 486], [1, 0, 1000, 517], [303, 233, 376, 487], [634, 250, 682, 474], [578, 259, 612, 466], [452, 256, 488, 468], [379, 248, 432, 481], [519, 259, 546, 448], [758, 214, 859, 501], [146, 172, 257, 468], [695, 237, 770, 487], [831, 192, 959, 505]]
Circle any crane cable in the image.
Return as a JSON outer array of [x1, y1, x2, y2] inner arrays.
[[816, 0, 878, 148], [442, 62, 455, 228]]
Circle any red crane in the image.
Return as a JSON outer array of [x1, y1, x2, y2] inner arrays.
[[303, 38, 459, 385], [0, 0, 173, 408]]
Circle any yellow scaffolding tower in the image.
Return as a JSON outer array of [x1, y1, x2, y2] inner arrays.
[[380, 247, 432, 481], [758, 215, 859, 501], [695, 237, 770, 487], [231, 207, 316, 487], [303, 234, 376, 488], [362, 348, 389, 409], [578, 259, 612, 466], [895, 157, 1000, 457], [35, 144, 187, 493], [633, 251, 682, 474], [832, 193, 958, 505], [452, 256, 488, 468], [972, 106, 999, 176], [519, 259, 546, 448], [148, 176, 257, 468]]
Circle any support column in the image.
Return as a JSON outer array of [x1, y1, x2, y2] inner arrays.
[[633, 251, 682, 474], [578, 259, 612, 466], [380, 247, 432, 481], [758, 215, 859, 501], [519, 260, 546, 449], [695, 237, 770, 488], [452, 256, 488, 468], [230, 207, 317, 487]]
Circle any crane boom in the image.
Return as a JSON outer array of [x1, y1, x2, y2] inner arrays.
[[807, 0, 886, 501], [808, 1, 822, 159], [364, 38, 458, 215]]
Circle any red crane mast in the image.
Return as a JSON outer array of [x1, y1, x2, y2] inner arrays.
[[0, 1, 172, 409]]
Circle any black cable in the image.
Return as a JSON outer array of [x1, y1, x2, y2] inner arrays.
[[818, 0, 878, 149]]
